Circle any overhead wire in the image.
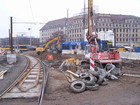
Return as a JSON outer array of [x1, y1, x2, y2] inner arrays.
[[12, 0, 45, 37], [28, 0, 36, 29], [28, 0, 35, 23]]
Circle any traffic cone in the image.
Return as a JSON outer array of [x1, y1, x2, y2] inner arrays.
[[47, 54, 54, 61]]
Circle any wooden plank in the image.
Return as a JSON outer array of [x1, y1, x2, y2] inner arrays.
[[0, 70, 7, 79]]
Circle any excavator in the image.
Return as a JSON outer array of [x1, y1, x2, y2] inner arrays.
[[81, 0, 122, 72], [36, 35, 62, 55]]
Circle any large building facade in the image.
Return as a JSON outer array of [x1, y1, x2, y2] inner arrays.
[[0, 36, 40, 47], [40, 13, 140, 46]]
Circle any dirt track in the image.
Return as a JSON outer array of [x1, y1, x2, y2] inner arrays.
[[37, 52, 140, 105], [41, 68, 139, 105], [0, 51, 140, 105]]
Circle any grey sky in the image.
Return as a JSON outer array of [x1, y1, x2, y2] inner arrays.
[[0, 0, 140, 38]]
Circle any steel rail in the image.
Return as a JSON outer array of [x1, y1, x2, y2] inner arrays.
[[17, 57, 41, 92], [1, 54, 49, 104], [0, 55, 30, 98], [38, 61, 49, 105]]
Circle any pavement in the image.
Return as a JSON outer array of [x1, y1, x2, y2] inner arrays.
[[0, 54, 28, 96]]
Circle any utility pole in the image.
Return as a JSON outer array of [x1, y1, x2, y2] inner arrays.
[[10, 17, 13, 53], [83, 0, 86, 40], [28, 28, 31, 46], [9, 29, 11, 46]]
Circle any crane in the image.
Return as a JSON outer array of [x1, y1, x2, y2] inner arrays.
[[82, 0, 122, 73]]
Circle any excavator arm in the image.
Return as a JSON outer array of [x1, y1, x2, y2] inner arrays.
[[44, 36, 61, 50], [36, 36, 62, 55]]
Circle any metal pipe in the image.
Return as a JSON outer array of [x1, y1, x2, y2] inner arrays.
[[123, 73, 140, 78], [10, 17, 13, 53]]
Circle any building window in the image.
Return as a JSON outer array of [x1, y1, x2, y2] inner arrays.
[[132, 34, 134, 37], [116, 38, 118, 42]]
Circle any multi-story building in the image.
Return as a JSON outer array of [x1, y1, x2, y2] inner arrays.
[[40, 13, 140, 46], [40, 18, 67, 43], [0, 36, 40, 47]]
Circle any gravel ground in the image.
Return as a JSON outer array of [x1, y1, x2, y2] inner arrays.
[[42, 69, 140, 105], [0, 51, 140, 105]]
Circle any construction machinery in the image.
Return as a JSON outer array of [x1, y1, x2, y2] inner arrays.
[[36, 35, 62, 55], [58, 0, 122, 93], [81, 0, 122, 71]]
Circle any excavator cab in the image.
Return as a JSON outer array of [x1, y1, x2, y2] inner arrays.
[[85, 44, 97, 59], [84, 40, 114, 59]]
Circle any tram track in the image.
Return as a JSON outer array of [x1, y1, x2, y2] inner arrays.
[[0, 54, 29, 98], [1, 54, 48, 105], [1, 51, 140, 105]]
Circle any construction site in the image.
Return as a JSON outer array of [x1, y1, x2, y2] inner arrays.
[[0, 51, 140, 105], [0, 0, 140, 105]]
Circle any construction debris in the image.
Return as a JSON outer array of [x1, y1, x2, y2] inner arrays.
[[0, 70, 7, 79], [123, 73, 140, 78], [59, 58, 121, 93]]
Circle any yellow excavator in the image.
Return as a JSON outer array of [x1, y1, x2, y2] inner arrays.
[[36, 35, 62, 55]]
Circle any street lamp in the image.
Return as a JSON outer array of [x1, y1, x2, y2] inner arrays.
[[28, 28, 31, 46]]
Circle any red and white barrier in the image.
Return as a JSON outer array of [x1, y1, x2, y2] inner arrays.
[[0, 49, 5, 56], [90, 54, 95, 71]]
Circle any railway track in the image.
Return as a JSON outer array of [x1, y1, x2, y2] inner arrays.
[[1, 54, 48, 105]]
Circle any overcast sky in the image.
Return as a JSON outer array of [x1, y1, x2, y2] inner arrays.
[[0, 0, 140, 38]]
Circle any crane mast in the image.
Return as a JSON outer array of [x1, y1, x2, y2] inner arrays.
[[82, 0, 122, 79], [87, 0, 97, 45], [88, 0, 93, 38]]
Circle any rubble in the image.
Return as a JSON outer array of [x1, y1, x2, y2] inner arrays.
[[58, 57, 122, 93]]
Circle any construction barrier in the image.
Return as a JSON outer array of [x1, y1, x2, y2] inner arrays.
[[7, 53, 17, 64], [62, 49, 140, 60], [47, 54, 54, 61], [76, 50, 85, 55], [119, 52, 140, 60], [62, 50, 75, 54], [0, 49, 5, 56]]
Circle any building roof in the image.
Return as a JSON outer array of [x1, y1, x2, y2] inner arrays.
[[40, 13, 140, 31], [40, 18, 67, 30]]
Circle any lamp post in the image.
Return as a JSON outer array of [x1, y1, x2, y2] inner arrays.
[[28, 28, 31, 46]]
